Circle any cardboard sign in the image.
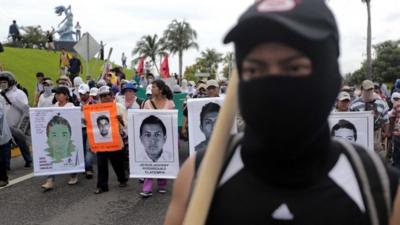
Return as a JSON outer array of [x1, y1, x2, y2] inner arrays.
[[30, 107, 85, 176], [128, 109, 179, 179], [83, 102, 122, 152]]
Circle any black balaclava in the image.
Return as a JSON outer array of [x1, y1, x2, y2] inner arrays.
[[224, 0, 342, 187]]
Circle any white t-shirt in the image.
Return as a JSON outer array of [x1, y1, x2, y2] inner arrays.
[[54, 102, 75, 107], [38, 93, 55, 108]]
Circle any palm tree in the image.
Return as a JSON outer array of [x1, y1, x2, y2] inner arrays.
[[223, 52, 235, 79], [196, 48, 223, 79], [362, 0, 372, 80], [132, 34, 166, 75], [163, 20, 199, 80]]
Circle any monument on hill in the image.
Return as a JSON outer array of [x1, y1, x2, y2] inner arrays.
[[54, 5, 77, 52]]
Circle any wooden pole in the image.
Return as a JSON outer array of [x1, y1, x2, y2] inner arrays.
[[183, 70, 239, 225]]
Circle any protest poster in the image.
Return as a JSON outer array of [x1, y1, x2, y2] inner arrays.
[[128, 109, 179, 179], [83, 102, 122, 152], [329, 111, 374, 150], [187, 97, 237, 155], [29, 107, 85, 176]]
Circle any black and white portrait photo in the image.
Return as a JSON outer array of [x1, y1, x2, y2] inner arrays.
[[187, 97, 236, 155], [329, 112, 374, 150], [128, 109, 179, 179], [90, 111, 113, 143]]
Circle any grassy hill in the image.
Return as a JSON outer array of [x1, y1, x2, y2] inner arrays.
[[0, 47, 133, 104]]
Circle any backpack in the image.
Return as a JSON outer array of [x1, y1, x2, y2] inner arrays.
[[193, 134, 391, 225], [16, 83, 28, 98]]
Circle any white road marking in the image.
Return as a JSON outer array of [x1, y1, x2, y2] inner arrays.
[[0, 173, 34, 190]]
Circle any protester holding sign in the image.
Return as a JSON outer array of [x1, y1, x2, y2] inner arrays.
[[165, 0, 400, 224], [41, 86, 80, 191], [86, 86, 128, 194], [140, 79, 175, 198]]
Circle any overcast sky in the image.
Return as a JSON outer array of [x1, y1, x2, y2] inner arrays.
[[0, 0, 399, 77]]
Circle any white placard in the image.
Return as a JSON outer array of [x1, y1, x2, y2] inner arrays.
[[30, 107, 85, 176], [187, 97, 237, 155], [329, 111, 374, 151], [128, 109, 179, 179]]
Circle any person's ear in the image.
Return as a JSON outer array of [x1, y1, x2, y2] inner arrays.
[[163, 135, 167, 143]]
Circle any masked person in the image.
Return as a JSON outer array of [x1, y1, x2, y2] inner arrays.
[[37, 79, 55, 108], [165, 1, 400, 224]]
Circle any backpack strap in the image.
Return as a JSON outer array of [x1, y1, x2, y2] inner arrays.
[[334, 138, 390, 225], [191, 132, 244, 198]]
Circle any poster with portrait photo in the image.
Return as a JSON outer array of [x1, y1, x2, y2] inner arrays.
[[187, 97, 237, 156], [29, 107, 85, 176], [83, 102, 122, 152], [329, 111, 374, 151], [128, 109, 179, 179]]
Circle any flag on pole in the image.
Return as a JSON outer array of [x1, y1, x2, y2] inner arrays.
[[160, 54, 170, 79], [137, 57, 145, 75]]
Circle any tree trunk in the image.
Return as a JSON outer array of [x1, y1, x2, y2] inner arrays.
[[153, 57, 161, 75], [366, 0, 372, 80], [179, 51, 183, 80]]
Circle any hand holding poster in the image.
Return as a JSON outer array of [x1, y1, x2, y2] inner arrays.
[[30, 107, 85, 176], [128, 109, 179, 179], [187, 97, 237, 155], [329, 111, 374, 150], [83, 102, 122, 152]]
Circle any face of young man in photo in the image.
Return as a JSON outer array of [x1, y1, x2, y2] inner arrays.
[[334, 128, 355, 142], [140, 124, 167, 158], [98, 119, 110, 137], [201, 111, 219, 140]]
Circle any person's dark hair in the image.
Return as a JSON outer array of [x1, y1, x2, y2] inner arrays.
[[96, 115, 110, 126], [146, 73, 154, 80], [331, 119, 357, 141], [140, 115, 166, 136], [36, 72, 44, 78], [152, 79, 173, 100], [13, 20, 16, 24], [200, 102, 220, 125], [46, 114, 71, 137]]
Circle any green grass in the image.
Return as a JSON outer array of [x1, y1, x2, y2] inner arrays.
[[0, 47, 133, 104]]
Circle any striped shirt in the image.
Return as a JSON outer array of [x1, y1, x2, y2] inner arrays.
[[350, 97, 389, 129]]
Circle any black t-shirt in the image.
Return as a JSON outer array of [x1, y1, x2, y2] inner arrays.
[[196, 141, 400, 225], [68, 58, 81, 74], [47, 33, 53, 42]]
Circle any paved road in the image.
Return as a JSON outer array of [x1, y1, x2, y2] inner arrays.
[[0, 140, 190, 225]]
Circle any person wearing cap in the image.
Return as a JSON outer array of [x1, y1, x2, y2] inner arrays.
[[78, 83, 95, 179], [205, 80, 220, 98], [194, 83, 207, 98], [389, 92, 400, 171], [165, 1, 400, 224], [334, 91, 351, 112], [0, 71, 32, 168], [117, 82, 143, 111], [37, 78, 55, 108], [94, 85, 128, 194], [41, 86, 78, 191], [350, 80, 390, 153], [89, 87, 99, 104]]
